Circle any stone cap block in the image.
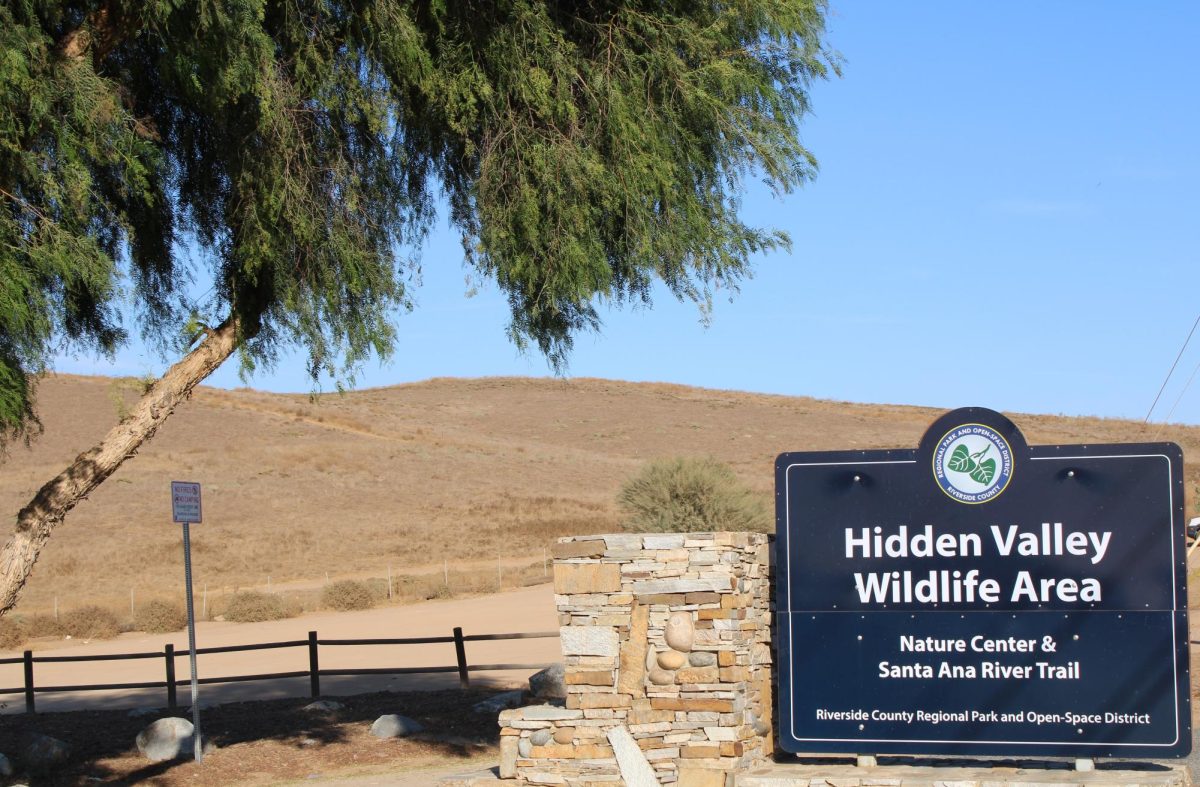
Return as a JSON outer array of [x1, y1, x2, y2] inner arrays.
[[500, 705, 584, 722]]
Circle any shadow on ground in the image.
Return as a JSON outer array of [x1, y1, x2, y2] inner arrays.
[[0, 687, 504, 785]]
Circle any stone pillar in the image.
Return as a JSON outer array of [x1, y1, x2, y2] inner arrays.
[[499, 532, 772, 786]]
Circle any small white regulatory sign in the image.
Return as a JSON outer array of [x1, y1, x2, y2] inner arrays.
[[171, 481, 202, 523]]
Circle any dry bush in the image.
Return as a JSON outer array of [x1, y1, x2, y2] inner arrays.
[[223, 591, 294, 623], [134, 599, 187, 633], [0, 618, 27, 650], [59, 606, 121, 640], [321, 580, 375, 611], [24, 614, 63, 639], [618, 456, 771, 534]]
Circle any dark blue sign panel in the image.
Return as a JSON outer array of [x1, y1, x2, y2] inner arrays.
[[775, 407, 1190, 757]]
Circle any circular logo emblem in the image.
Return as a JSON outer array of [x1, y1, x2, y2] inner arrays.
[[932, 423, 1013, 504]]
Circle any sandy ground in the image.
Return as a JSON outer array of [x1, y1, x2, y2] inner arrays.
[[0, 584, 559, 714]]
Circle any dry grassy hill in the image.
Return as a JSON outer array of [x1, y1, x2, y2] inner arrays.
[[2, 374, 1198, 617]]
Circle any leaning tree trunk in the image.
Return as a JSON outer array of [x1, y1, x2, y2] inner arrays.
[[0, 317, 241, 615]]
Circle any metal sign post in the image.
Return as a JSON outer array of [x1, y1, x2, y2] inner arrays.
[[170, 481, 204, 763]]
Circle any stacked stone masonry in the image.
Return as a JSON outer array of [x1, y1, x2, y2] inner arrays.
[[498, 532, 772, 787]]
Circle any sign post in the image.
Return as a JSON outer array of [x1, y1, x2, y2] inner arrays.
[[775, 407, 1191, 758], [170, 481, 204, 762]]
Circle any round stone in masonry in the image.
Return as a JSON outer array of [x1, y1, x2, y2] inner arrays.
[[664, 611, 695, 652], [649, 668, 675, 685], [658, 650, 687, 669]]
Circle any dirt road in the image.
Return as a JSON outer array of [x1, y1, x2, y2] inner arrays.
[[0, 584, 559, 714]]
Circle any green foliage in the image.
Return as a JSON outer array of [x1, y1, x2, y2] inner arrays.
[[618, 456, 771, 533], [0, 1, 835, 441], [321, 579, 376, 611], [133, 599, 187, 633], [223, 590, 294, 623]]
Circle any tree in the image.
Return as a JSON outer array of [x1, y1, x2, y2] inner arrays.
[[0, 0, 836, 614]]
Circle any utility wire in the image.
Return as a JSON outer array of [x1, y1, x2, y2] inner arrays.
[[1153, 356, 1200, 440], [1144, 313, 1200, 424]]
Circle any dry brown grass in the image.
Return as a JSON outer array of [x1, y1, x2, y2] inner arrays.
[[3, 374, 1199, 624]]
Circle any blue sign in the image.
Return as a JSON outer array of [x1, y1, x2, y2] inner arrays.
[[775, 407, 1191, 757]]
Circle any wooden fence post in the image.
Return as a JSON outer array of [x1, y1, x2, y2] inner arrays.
[[308, 631, 320, 698], [165, 644, 177, 709], [453, 627, 469, 689], [23, 650, 34, 713]]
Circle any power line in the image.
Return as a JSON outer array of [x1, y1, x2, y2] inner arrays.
[[1153, 356, 1200, 440], [1144, 313, 1200, 424]]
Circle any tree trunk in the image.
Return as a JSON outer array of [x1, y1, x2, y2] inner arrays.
[[0, 317, 241, 616]]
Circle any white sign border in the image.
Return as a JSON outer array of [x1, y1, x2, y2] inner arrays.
[[780, 452, 1182, 750]]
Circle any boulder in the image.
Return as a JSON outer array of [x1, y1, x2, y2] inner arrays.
[[126, 707, 160, 718], [22, 734, 70, 770], [688, 651, 716, 667], [528, 663, 567, 699], [657, 650, 687, 670], [664, 612, 694, 652], [369, 714, 424, 738], [302, 700, 344, 713], [530, 729, 553, 746], [135, 717, 194, 762], [648, 668, 674, 685], [472, 690, 526, 714]]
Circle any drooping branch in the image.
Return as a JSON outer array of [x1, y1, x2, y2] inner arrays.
[[0, 316, 241, 615], [57, 2, 130, 64]]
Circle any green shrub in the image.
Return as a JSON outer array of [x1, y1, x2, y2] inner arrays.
[[618, 456, 771, 534], [223, 591, 292, 623], [134, 599, 187, 633], [321, 580, 375, 611], [59, 606, 121, 640]]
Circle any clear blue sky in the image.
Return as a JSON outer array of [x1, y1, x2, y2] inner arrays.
[[57, 2, 1200, 425]]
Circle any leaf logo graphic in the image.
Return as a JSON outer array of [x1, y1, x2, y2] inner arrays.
[[932, 424, 1013, 504]]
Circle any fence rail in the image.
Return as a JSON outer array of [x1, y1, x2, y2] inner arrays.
[[0, 626, 558, 713]]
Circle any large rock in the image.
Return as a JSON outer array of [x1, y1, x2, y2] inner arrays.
[[136, 717, 194, 762], [648, 668, 674, 686], [303, 700, 344, 713], [657, 650, 687, 670], [370, 714, 424, 738], [529, 663, 566, 699], [127, 707, 160, 718], [23, 734, 71, 770], [664, 612, 694, 652], [472, 690, 526, 714]]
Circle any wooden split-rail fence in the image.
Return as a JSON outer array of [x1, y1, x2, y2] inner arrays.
[[0, 627, 558, 713]]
